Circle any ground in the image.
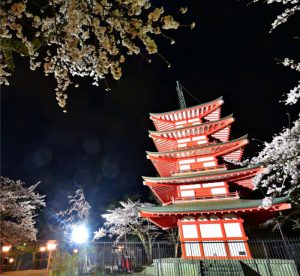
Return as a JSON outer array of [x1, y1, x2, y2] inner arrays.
[[2, 270, 46, 275]]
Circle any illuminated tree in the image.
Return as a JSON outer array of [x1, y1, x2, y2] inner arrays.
[[94, 199, 160, 263], [0, 176, 45, 244], [227, 118, 300, 228], [251, 117, 300, 201], [0, 0, 194, 110], [56, 189, 91, 242]]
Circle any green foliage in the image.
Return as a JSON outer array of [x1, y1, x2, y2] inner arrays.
[[50, 248, 79, 275]]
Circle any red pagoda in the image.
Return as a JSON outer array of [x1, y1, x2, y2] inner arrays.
[[140, 90, 291, 260]]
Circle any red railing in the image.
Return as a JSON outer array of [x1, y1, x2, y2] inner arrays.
[[172, 164, 227, 176], [174, 192, 239, 202]]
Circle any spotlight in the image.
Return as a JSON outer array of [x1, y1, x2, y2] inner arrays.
[[71, 224, 88, 244]]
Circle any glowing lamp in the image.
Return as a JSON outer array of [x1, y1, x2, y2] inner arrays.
[[71, 224, 88, 244], [8, 258, 14, 263], [40, 246, 47, 252], [73, 249, 79, 254], [117, 245, 124, 252], [46, 240, 57, 251], [2, 245, 11, 252]]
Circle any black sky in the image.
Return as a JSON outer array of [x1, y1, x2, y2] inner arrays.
[[1, 1, 299, 237]]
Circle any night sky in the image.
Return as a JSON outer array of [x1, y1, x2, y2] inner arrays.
[[1, 1, 299, 238]]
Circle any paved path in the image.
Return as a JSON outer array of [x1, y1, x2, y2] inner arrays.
[[2, 270, 46, 275]]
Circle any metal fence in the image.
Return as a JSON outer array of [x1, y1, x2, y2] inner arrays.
[[1, 239, 300, 275]]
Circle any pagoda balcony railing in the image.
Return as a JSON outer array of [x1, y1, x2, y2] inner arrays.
[[173, 192, 239, 203], [172, 165, 227, 176], [175, 140, 222, 150]]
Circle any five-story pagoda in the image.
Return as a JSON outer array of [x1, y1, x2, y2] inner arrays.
[[140, 85, 290, 260]]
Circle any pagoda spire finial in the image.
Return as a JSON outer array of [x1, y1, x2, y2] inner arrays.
[[176, 81, 186, 110]]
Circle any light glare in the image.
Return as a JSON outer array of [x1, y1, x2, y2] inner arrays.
[[71, 224, 88, 244], [2, 245, 11, 252]]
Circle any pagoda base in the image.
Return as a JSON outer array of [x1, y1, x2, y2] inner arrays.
[[153, 258, 299, 276]]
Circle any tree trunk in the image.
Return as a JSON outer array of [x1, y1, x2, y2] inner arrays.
[[136, 233, 152, 265], [143, 242, 152, 265], [174, 242, 179, 258], [147, 238, 153, 264]]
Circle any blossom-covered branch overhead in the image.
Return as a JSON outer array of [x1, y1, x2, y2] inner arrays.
[[0, 0, 194, 111], [252, 0, 300, 105]]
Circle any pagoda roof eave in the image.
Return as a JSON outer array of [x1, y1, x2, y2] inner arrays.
[[146, 135, 248, 159], [149, 114, 233, 136], [149, 97, 223, 119], [142, 165, 263, 184], [139, 196, 290, 216]]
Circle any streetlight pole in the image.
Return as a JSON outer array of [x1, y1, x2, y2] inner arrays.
[[45, 240, 57, 276], [45, 250, 52, 276]]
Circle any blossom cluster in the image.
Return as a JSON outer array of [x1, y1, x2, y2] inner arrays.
[[270, 4, 300, 31], [254, 0, 299, 31], [249, 117, 300, 203], [280, 58, 300, 105], [0, 0, 193, 110], [285, 81, 300, 105]]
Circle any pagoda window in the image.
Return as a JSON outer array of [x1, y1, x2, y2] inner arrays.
[[180, 184, 201, 190], [178, 143, 187, 148], [199, 224, 223, 238], [197, 156, 214, 162], [211, 187, 227, 195], [185, 243, 202, 257], [203, 241, 227, 257], [203, 161, 217, 167], [178, 184, 200, 198], [192, 135, 206, 141], [177, 138, 191, 143], [179, 164, 191, 171], [180, 190, 195, 197], [182, 224, 198, 239], [228, 241, 247, 257], [224, 223, 243, 237], [175, 121, 187, 128], [202, 181, 225, 188], [179, 158, 196, 165]]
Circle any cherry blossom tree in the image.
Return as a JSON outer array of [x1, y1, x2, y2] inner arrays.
[[94, 199, 160, 263], [230, 117, 300, 228], [226, 117, 300, 228], [0, 176, 45, 244], [0, 0, 194, 111], [250, 117, 300, 202], [56, 189, 91, 242]]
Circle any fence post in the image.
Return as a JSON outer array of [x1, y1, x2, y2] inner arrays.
[[261, 240, 273, 276], [157, 242, 164, 276]]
